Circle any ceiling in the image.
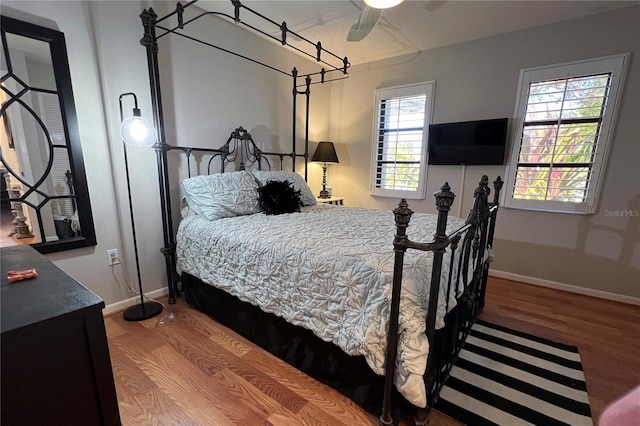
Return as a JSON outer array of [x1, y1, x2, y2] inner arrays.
[[197, 0, 638, 67]]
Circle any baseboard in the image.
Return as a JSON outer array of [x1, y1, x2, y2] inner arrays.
[[104, 273, 639, 313], [103, 287, 169, 317], [489, 269, 640, 306]]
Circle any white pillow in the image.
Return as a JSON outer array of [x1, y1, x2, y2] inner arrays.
[[180, 171, 261, 221], [251, 170, 317, 206]]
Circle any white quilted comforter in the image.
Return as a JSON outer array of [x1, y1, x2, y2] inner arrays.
[[176, 204, 467, 407]]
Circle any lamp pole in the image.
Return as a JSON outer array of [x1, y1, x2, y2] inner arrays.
[[118, 92, 163, 321], [320, 162, 329, 198]]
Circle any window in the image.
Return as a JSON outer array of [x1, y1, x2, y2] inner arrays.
[[505, 54, 628, 214], [370, 81, 435, 199]]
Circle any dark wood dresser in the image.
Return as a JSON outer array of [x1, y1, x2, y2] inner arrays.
[[1, 245, 121, 425]]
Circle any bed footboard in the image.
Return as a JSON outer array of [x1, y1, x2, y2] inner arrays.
[[380, 175, 502, 426]]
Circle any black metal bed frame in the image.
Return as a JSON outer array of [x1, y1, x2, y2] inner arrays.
[[381, 175, 503, 425], [167, 126, 302, 177], [138, 0, 351, 305], [137, 1, 503, 424]]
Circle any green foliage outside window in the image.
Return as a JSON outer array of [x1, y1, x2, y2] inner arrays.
[[514, 75, 609, 203]]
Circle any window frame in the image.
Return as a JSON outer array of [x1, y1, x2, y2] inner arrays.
[[504, 54, 629, 214], [369, 81, 435, 200]]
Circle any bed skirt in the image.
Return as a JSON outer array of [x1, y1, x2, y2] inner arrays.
[[181, 272, 461, 419]]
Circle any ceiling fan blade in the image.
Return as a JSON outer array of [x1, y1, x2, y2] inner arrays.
[[347, 6, 383, 42]]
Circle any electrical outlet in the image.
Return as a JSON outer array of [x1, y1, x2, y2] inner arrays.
[[107, 249, 120, 266]]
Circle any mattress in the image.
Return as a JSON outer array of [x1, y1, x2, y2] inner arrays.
[[176, 203, 468, 407]]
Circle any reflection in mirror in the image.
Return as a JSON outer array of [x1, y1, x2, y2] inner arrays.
[[1, 16, 96, 253]]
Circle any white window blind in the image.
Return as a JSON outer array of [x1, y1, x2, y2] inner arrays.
[[504, 54, 628, 214], [370, 81, 434, 199], [39, 92, 74, 217]]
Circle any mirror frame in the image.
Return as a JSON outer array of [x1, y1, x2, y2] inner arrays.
[[1, 16, 96, 253]]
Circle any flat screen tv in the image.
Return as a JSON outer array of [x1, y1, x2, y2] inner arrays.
[[428, 117, 508, 165]]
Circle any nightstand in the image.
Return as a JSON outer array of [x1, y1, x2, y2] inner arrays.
[[316, 196, 344, 205]]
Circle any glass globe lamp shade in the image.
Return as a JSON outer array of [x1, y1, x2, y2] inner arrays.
[[364, 0, 404, 9], [120, 116, 157, 148]]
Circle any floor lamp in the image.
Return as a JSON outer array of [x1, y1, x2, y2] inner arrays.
[[118, 92, 163, 321]]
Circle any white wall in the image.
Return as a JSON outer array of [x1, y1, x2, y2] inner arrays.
[[328, 6, 640, 300], [1, 1, 332, 306], [1, 1, 132, 304]]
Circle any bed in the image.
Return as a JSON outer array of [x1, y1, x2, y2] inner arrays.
[[171, 128, 503, 424], [179, 175, 456, 406], [134, 2, 503, 423]]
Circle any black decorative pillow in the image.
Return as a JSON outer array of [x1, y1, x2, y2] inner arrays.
[[257, 180, 303, 215]]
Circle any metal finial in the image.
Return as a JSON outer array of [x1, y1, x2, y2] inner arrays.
[[176, 3, 184, 29], [232, 0, 241, 23], [435, 182, 455, 211], [480, 174, 491, 198], [393, 199, 413, 228], [280, 21, 287, 45]]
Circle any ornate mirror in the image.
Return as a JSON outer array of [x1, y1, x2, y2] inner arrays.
[[1, 16, 96, 253]]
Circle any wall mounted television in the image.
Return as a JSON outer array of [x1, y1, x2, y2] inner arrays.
[[428, 117, 509, 165]]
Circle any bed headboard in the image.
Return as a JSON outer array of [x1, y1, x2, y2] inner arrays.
[[169, 126, 306, 179]]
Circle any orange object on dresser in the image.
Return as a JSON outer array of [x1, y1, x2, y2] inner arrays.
[[7, 269, 38, 282]]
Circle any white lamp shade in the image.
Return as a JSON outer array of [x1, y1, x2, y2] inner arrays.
[[120, 116, 157, 147], [364, 0, 404, 9]]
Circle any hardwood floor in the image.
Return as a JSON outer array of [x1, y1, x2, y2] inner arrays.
[[105, 277, 640, 425]]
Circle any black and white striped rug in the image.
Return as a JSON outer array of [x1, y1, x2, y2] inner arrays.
[[434, 320, 592, 425]]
